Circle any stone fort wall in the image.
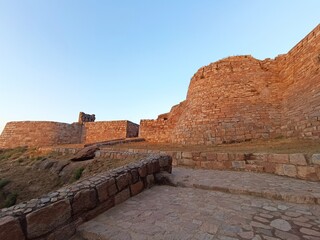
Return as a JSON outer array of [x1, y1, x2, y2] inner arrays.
[[140, 24, 320, 144], [0, 120, 139, 148]]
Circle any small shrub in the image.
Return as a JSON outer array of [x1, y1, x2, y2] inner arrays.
[[0, 179, 10, 190], [74, 167, 85, 180], [4, 193, 18, 208]]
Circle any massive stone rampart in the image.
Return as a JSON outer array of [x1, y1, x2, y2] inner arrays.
[[140, 24, 320, 144]]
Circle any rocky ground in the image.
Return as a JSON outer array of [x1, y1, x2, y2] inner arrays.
[[0, 147, 139, 208]]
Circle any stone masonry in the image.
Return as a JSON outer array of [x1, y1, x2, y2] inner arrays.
[[140, 24, 320, 144]]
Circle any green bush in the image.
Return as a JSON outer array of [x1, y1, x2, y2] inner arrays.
[[74, 167, 85, 180], [4, 193, 17, 208], [0, 179, 10, 190]]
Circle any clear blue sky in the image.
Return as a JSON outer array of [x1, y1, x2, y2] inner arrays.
[[0, 1, 319, 133]]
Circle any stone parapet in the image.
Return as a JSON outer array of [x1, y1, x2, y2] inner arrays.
[[0, 154, 172, 240]]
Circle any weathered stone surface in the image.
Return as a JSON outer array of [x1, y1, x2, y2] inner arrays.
[[269, 154, 289, 164], [289, 154, 307, 166], [182, 152, 193, 159], [47, 222, 76, 240], [72, 189, 97, 215], [145, 174, 155, 188], [232, 161, 246, 169], [299, 227, 320, 236], [116, 173, 130, 191], [70, 145, 99, 161], [26, 199, 71, 239], [270, 219, 291, 231], [138, 164, 147, 177], [130, 181, 144, 196], [96, 181, 109, 203], [282, 164, 297, 177], [107, 183, 118, 196], [115, 188, 130, 205], [311, 154, 320, 165], [297, 166, 318, 180], [0, 216, 25, 240]]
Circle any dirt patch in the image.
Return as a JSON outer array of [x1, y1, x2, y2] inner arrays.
[[103, 138, 320, 154], [0, 147, 139, 208]]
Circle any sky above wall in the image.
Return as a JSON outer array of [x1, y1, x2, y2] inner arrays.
[[0, 0, 320, 133]]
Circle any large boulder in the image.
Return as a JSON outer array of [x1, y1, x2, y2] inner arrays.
[[70, 145, 99, 161]]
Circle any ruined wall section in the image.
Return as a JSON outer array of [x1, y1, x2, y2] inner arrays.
[[126, 121, 140, 138], [139, 101, 186, 142], [0, 121, 82, 148], [170, 56, 283, 144], [278, 24, 320, 138], [83, 121, 138, 144]]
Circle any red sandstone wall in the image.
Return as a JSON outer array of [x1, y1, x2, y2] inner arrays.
[[171, 56, 282, 144], [140, 24, 320, 144], [83, 121, 138, 144], [279, 24, 320, 139], [139, 101, 185, 142], [0, 121, 82, 148]]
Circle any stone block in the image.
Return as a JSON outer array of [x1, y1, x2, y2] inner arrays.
[[206, 153, 217, 161], [275, 164, 284, 175], [283, 164, 297, 177], [269, 154, 289, 164], [182, 152, 193, 159], [232, 161, 246, 169], [47, 222, 76, 240], [0, 216, 25, 240], [145, 174, 155, 188], [115, 188, 130, 205], [289, 154, 307, 166], [297, 166, 318, 181], [130, 169, 139, 183], [311, 154, 320, 165], [96, 181, 109, 203], [179, 158, 195, 167], [26, 199, 72, 239], [116, 173, 130, 191], [200, 161, 213, 169], [216, 153, 229, 161], [108, 183, 118, 196], [130, 181, 144, 196], [138, 164, 147, 177], [72, 189, 97, 215], [262, 162, 276, 173]]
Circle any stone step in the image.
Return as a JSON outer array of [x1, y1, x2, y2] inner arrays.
[[161, 167, 320, 205]]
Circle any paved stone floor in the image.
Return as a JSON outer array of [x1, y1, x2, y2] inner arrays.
[[74, 168, 320, 240]]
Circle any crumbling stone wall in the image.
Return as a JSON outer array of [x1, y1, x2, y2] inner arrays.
[[78, 112, 95, 124], [140, 24, 320, 144], [0, 121, 82, 148]]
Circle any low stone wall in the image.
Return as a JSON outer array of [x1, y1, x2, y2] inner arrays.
[[0, 154, 172, 240], [103, 148, 320, 181]]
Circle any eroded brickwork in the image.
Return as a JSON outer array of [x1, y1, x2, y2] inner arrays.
[[140, 24, 320, 144]]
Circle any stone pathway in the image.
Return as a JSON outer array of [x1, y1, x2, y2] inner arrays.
[[167, 167, 320, 205], [72, 168, 320, 240]]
